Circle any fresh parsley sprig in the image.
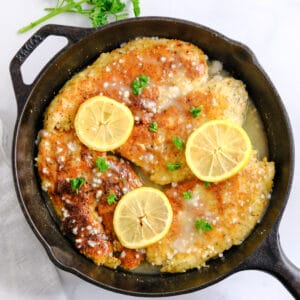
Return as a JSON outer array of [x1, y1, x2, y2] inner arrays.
[[189, 105, 203, 118], [149, 121, 158, 132], [96, 157, 110, 173], [183, 191, 192, 200], [18, 0, 141, 34], [166, 162, 181, 171], [204, 181, 211, 187], [173, 137, 185, 151], [131, 0, 140, 16], [195, 219, 213, 232], [132, 74, 150, 95], [107, 192, 117, 205], [70, 177, 85, 194]]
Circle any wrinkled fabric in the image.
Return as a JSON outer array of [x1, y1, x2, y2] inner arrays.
[[0, 117, 66, 300]]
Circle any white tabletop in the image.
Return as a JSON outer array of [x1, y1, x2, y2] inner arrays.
[[1, 0, 299, 299]]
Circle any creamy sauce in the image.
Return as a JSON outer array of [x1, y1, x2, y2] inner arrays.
[[133, 165, 163, 190], [208, 60, 269, 159], [127, 261, 161, 274], [243, 100, 269, 159]]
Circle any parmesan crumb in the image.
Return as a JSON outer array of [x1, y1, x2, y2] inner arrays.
[[87, 240, 98, 248]]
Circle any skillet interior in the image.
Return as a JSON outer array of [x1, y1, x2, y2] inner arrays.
[[13, 18, 293, 296]]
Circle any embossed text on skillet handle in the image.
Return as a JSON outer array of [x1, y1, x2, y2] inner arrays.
[[9, 24, 92, 116]]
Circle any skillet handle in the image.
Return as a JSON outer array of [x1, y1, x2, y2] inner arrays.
[[10, 24, 93, 115], [239, 222, 300, 298]]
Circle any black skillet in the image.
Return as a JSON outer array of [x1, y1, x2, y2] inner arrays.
[[10, 17, 299, 297]]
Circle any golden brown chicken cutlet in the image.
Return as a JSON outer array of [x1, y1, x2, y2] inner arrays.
[[146, 152, 274, 272], [120, 77, 248, 185], [37, 130, 145, 269], [44, 38, 208, 132], [44, 37, 247, 185], [43, 38, 209, 185]]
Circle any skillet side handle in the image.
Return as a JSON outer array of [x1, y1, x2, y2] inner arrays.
[[10, 24, 93, 116], [240, 224, 300, 299]]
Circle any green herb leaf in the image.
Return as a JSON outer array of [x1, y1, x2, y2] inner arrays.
[[195, 219, 213, 232], [166, 162, 181, 171], [115, 12, 129, 21], [70, 177, 85, 194], [204, 181, 211, 187], [189, 105, 202, 118], [183, 191, 193, 200], [89, 0, 127, 27], [149, 121, 158, 132], [96, 157, 110, 173], [131, 0, 141, 16], [107, 192, 117, 205], [89, 6, 109, 27], [18, 0, 140, 34], [109, 0, 126, 13], [132, 74, 150, 95], [173, 137, 185, 151]]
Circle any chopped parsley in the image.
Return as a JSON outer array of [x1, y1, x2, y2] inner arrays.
[[173, 137, 185, 151], [96, 157, 110, 173], [132, 74, 150, 95], [189, 105, 203, 118], [149, 121, 158, 132], [204, 181, 211, 187], [166, 162, 181, 171], [183, 191, 193, 200], [70, 177, 85, 194], [107, 193, 117, 205], [195, 219, 213, 232]]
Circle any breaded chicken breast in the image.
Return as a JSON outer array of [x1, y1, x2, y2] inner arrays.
[[146, 152, 274, 272], [120, 77, 248, 185], [37, 130, 144, 269], [44, 38, 208, 132], [43, 37, 247, 185]]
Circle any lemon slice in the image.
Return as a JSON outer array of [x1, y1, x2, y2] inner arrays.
[[185, 120, 252, 182], [113, 187, 173, 249], [74, 96, 134, 151]]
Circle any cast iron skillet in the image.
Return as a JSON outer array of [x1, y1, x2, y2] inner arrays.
[[10, 17, 299, 297]]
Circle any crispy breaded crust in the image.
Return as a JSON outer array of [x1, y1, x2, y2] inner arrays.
[[199, 77, 248, 126], [37, 130, 144, 269], [146, 152, 274, 272], [43, 38, 247, 185], [44, 38, 208, 132], [44, 38, 210, 184]]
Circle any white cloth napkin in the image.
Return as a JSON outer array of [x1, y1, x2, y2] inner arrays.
[[0, 117, 66, 300]]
